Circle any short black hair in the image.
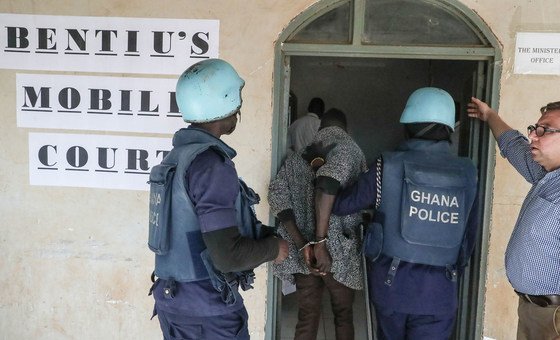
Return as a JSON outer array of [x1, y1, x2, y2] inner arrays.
[[320, 108, 347, 130], [540, 101, 560, 114], [308, 97, 325, 117]]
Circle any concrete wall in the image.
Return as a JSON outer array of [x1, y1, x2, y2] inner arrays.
[[1, 0, 559, 339], [466, 1, 560, 339]]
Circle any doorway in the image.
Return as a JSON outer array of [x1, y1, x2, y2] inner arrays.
[[289, 57, 480, 163], [267, 1, 501, 339]]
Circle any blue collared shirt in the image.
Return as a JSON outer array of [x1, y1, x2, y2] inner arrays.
[[498, 130, 560, 295]]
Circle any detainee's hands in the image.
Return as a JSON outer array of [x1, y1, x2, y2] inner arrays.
[[301, 245, 326, 276], [467, 97, 496, 121], [313, 242, 332, 273], [274, 238, 289, 264]]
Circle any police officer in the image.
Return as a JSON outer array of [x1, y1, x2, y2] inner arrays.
[[149, 59, 288, 340], [324, 88, 479, 339]]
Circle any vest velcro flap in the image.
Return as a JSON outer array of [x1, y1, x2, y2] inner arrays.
[[148, 162, 177, 255], [237, 178, 271, 239]]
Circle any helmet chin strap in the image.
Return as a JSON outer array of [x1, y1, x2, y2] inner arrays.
[[414, 123, 437, 137]]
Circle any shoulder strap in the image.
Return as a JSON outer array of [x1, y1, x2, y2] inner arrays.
[[164, 141, 230, 164]]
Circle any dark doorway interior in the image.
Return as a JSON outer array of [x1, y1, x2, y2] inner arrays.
[[290, 56, 478, 162], [278, 56, 480, 339]]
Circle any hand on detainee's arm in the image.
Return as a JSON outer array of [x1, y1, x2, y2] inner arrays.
[[264, 218, 288, 264], [275, 209, 321, 273], [274, 238, 289, 264], [467, 97, 513, 139]]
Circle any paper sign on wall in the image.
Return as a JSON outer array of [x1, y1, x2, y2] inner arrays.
[[17, 73, 183, 134], [29, 132, 173, 191], [0, 13, 219, 75], [515, 32, 560, 75]]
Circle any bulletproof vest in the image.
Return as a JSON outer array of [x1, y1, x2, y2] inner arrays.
[[149, 128, 264, 283], [376, 139, 477, 267]]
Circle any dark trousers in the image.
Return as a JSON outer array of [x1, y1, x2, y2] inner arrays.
[[294, 273, 356, 340], [155, 305, 250, 340], [374, 306, 455, 340]]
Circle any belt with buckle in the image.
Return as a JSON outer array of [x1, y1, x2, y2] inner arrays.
[[515, 291, 560, 307]]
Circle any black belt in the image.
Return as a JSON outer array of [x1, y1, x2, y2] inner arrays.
[[515, 291, 560, 307]]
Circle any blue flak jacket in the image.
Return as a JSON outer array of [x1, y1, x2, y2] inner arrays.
[[375, 139, 477, 315], [334, 138, 479, 315], [149, 127, 265, 316], [379, 140, 477, 267]]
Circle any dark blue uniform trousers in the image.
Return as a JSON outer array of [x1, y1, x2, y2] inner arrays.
[[155, 305, 250, 340], [374, 306, 455, 340]]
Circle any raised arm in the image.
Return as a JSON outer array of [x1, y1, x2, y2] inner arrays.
[[467, 97, 512, 139]]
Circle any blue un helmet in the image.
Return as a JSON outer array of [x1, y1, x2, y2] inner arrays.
[[399, 87, 455, 131], [176, 59, 245, 123]]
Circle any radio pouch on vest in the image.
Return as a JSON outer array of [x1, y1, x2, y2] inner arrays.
[[200, 249, 256, 306], [200, 249, 239, 306], [148, 162, 177, 255]]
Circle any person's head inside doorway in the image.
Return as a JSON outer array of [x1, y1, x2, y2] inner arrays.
[[319, 107, 347, 131], [308, 97, 325, 118], [287, 97, 326, 153]]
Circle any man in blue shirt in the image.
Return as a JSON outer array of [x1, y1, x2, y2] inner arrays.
[[314, 88, 479, 340], [149, 59, 289, 340], [468, 97, 560, 340]]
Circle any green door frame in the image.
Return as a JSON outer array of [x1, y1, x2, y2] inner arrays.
[[267, 1, 502, 339]]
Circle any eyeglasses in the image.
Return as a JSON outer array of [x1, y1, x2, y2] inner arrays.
[[527, 124, 560, 137]]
